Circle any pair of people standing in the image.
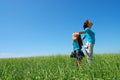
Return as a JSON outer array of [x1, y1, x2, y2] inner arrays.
[[71, 20, 95, 66]]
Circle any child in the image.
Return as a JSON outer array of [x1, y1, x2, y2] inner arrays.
[[70, 32, 85, 67], [79, 20, 95, 64]]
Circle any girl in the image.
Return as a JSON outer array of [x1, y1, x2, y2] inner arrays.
[[70, 32, 85, 67]]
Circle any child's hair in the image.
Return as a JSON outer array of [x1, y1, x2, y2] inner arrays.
[[77, 35, 83, 49]]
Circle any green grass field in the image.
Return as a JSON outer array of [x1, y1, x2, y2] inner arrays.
[[0, 54, 120, 80]]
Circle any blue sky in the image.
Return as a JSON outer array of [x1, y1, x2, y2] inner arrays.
[[0, 0, 120, 58]]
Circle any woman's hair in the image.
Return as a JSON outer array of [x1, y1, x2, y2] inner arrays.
[[83, 20, 93, 29], [83, 22, 89, 29], [77, 35, 83, 49]]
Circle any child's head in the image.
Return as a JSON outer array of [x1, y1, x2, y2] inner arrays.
[[72, 33, 83, 49], [83, 20, 93, 29], [72, 32, 79, 40]]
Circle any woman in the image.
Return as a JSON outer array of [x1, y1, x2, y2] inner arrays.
[[79, 20, 95, 64]]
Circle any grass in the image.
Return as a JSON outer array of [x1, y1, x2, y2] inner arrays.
[[0, 54, 120, 80]]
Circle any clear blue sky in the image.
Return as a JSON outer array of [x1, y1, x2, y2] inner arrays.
[[0, 0, 120, 58]]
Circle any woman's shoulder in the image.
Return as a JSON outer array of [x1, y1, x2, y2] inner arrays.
[[84, 27, 90, 32], [85, 27, 90, 30]]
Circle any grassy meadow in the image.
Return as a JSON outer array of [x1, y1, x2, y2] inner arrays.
[[0, 54, 120, 80]]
